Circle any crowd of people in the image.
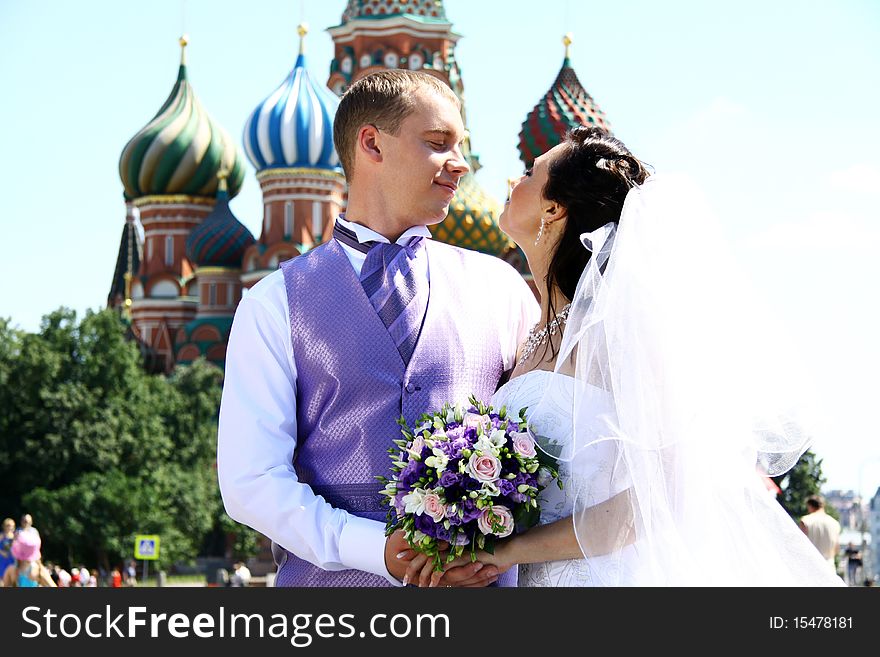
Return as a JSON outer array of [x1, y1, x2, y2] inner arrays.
[[0, 514, 140, 588]]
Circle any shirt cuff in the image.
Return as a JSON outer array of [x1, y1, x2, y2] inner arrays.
[[338, 515, 403, 587]]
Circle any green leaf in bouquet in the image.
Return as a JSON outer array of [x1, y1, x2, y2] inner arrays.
[[514, 502, 540, 531], [483, 535, 496, 555]]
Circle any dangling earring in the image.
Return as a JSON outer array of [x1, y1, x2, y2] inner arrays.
[[534, 217, 546, 246]]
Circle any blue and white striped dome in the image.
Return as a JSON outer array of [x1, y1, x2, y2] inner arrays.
[[243, 29, 341, 172]]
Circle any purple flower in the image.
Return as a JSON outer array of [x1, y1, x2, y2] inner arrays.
[[445, 426, 465, 442], [438, 470, 461, 488], [414, 513, 439, 538], [462, 477, 482, 492], [393, 492, 407, 517], [497, 479, 516, 496], [399, 459, 426, 489], [500, 457, 520, 477], [459, 498, 483, 523], [435, 439, 458, 457]]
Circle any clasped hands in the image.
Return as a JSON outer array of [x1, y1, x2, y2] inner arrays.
[[385, 530, 511, 588]]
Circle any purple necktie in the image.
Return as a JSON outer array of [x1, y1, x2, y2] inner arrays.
[[334, 222, 429, 365]]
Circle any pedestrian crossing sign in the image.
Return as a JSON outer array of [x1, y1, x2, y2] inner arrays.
[[134, 535, 160, 560]]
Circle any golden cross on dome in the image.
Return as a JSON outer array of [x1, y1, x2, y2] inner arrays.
[[179, 34, 189, 64], [563, 33, 573, 59], [298, 22, 308, 54]]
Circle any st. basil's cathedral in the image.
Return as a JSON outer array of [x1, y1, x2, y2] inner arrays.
[[108, 0, 611, 373]]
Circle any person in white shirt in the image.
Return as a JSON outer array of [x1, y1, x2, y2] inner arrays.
[[217, 70, 538, 588], [799, 494, 841, 574]]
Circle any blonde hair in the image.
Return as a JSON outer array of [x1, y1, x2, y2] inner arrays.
[[333, 69, 460, 179]]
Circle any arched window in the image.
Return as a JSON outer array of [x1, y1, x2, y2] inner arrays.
[[284, 201, 293, 237], [164, 235, 174, 267], [312, 202, 323, 240]]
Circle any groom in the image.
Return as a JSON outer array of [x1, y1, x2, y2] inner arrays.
[[217, 70, 538, 587]]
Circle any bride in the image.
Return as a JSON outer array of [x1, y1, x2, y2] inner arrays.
[[416, 126, 844, 587]]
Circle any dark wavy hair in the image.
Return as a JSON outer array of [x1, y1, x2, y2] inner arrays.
[[541, 126, 650, 357]]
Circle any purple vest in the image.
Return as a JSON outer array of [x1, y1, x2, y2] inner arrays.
[[275, 238, 517, 587]]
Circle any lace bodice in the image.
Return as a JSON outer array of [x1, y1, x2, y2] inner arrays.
[[492, 370, 637, 587]]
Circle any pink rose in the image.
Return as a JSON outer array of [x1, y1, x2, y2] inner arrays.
[[463, 412, 491, 433], [511, 431, 537, 458], [423, 493, 446, 522], [467, 452, 501, 482], [477, 505, 514, 538], [407, 436, 425, 458]]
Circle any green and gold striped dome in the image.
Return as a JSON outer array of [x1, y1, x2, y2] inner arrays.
[[431, 173, 513, 257], [119, 36, 245, 201]]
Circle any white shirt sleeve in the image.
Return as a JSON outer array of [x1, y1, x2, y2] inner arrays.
[[217, 271, 400, 585]]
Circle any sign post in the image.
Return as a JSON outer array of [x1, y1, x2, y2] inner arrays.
[[134, 535, 160, 583]]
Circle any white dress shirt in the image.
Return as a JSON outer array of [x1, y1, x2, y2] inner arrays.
[[217, 216, 540, 584]]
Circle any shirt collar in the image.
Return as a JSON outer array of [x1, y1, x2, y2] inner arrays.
[[337, 214, 432, 246]]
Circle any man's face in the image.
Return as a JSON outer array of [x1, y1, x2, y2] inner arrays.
[[376, 88, 470, 226]]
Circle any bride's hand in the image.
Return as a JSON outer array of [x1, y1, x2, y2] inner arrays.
[[429, 545, 515, 588]]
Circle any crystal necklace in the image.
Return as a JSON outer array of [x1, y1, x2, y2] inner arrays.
[[520, 303, 572, 362]]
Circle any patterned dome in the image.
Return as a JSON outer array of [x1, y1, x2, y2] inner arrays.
[[517, 35, 611, 168], [340, 0, 448, 22], [185, 178, 256, 268], [431, 173, 513, 257], [119, 37, 245, 200], [243, 26, 341, 172]]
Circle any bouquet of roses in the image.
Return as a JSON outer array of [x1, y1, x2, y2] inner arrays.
[[377, 395, 562, 571]]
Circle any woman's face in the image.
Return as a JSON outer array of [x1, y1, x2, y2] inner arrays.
[[499, 143, 566, 247]]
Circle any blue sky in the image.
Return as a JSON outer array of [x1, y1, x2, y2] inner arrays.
[[1, 0, 878, 496]]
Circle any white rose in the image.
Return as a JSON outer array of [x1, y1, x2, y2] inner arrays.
[[488, 429, 507, 448], [473, 435, 496, 455], [402, 488, 428, 515], [425, 447, 449, 473]]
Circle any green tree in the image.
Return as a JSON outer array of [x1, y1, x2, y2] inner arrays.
[[0, 308, 257, 571], [772, 450, 837, 521]]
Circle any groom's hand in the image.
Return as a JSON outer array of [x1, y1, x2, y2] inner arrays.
[[433, 560, 500, 588], [384, 530, 416, 583]]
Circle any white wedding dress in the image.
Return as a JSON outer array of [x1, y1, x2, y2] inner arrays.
[[488, 178, 844, 587], [492, 370, 642, 587]]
